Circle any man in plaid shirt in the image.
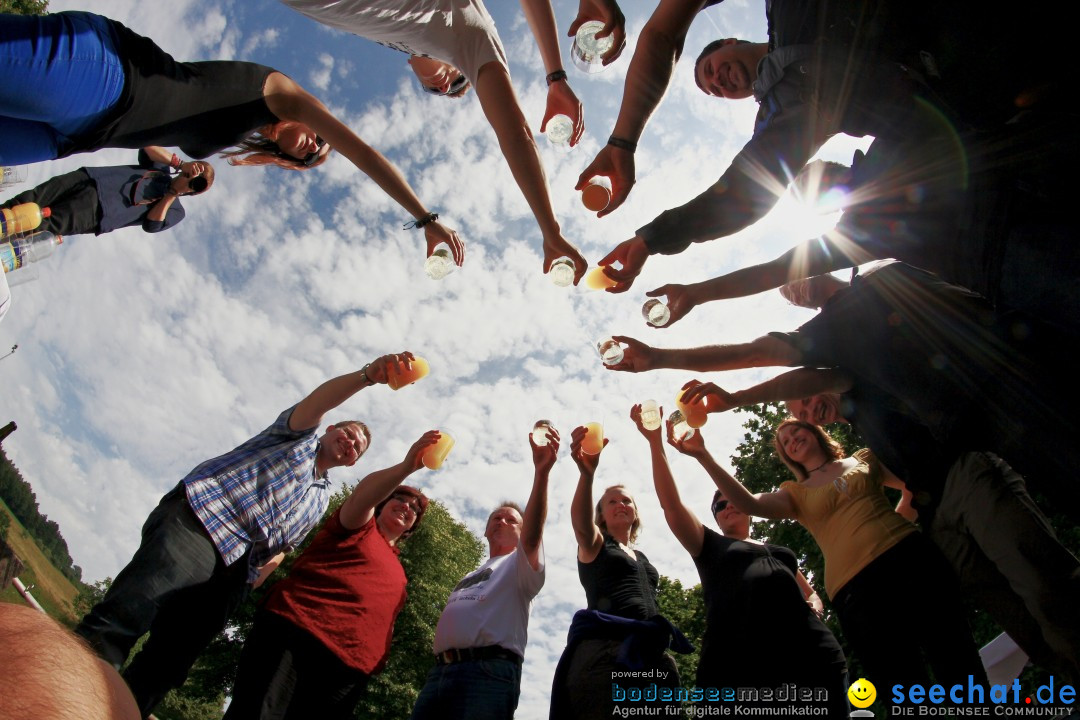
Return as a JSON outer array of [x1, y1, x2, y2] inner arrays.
[[75, 351, 415, 717]]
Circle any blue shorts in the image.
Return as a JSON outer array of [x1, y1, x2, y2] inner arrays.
[[0, 11, 126, 164]]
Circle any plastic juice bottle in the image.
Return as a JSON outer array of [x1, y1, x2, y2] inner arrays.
[[584, 266, 618, 290], [386, 356, 430, 390], [1, 203, 51, 239], [676, 386, 709, 428], [1, 231, 62, 273], [582, 422, 605, 455], [422, 431, 455, 469]]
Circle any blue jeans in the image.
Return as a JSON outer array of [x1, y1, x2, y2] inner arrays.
[[410, 658, 522, 720], [74, 483, 250, 717], [0, 11, 125, 163]]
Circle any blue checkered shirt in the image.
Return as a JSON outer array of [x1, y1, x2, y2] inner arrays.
[[183, 405, 331, 582]]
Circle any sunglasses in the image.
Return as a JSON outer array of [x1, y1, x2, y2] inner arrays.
[[711, 499, 730, 515], [422, 73, 468, 96], [301, 136, 327, 167]]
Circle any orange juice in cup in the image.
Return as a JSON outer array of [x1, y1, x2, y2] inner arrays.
[[584, 266, 618, 290], [386, 356, 430, 390], [582, 422, 605, 455], [581, 178, 612, 212], [676, 386, 708, 428], [422, 431, 455, 469]]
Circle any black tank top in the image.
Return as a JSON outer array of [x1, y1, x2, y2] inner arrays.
[[578, 535, 660, 620]]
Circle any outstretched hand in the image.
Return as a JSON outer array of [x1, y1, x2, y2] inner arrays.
[[604, 336, 657, 373], [595, 236, 648, 292], [568, 0, 626, 66], [680, 379, 737, 414], [570, 425, 607, 476], [365, 351, 415, 385], [540, 81, 584, 146], [666, 415, 707, 457], [529, 425, 561, 474], [576, 145, 635, 217], [630, 403, 663, 442], [647, 284, 698, 327], [543, 234, 588, 285], [425, 221, 465, 266], [405, 430, 443, 471]]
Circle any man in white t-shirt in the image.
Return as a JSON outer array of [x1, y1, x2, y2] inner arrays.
[[281, 0, 588, 285], [409, 426, 559, 719]]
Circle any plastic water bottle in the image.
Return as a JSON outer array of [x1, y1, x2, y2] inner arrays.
[[424, 247, 454, 280], [1, 203, 51, 239], [642, 299, 671, 327], [1, 231, 62, 274]]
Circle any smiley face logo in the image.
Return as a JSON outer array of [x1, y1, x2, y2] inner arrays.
[[848, 678, 876, 709]]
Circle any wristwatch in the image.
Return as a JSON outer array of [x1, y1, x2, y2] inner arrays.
[[359, 363, 372, 386]]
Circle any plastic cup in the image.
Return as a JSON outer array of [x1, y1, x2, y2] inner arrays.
[[532, 419, 555, 446], [669, 410, 695, 441], [596, 337, 624, 366], [422, 431, 455, 469], [424, 248, 454, 280], [642, 299, 671, 327], [0, 166, 26, 188], [582, 422, 605, 455], [581, 178, 612, 212], [571, 21, 615, 74], [584, 266, 618, 290], [545, 114, 574, 153], [676, 386, 709, 428], [386, 356, 430, 390], [549, 257, 575, 287], [640, 400, 661, 431]]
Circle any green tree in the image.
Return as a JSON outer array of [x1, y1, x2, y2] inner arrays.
[[655, 576, 706, 687], [0, 0, 48, 14]]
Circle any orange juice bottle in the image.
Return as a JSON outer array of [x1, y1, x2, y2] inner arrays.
[[422, 431, 455, 469], [386, 356, 430, 390], [584, 266, 618, 290], [676, 386, 708, 428], [1, 203, 51, 239], [582, 422, 604, 455], [581, 179, 612, 212]]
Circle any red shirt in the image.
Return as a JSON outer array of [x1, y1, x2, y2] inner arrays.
[[264, 509, 407, 674]]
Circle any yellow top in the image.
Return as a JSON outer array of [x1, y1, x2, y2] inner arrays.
[[780, 448, 917, 597]]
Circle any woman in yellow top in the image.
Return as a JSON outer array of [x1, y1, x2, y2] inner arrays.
[[691, 417, 986, 691]]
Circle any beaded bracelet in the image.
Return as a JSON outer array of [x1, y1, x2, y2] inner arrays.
[[403, 212, 439, 230]]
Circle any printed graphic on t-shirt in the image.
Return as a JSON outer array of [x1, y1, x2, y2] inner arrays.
[[452, 567, 493, 593]]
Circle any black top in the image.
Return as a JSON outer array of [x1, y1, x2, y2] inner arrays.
[[71, 17, 279, 159], [578, 535, 660, 620], [693, 528, 845, 687]]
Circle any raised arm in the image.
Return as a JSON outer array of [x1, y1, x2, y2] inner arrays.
[[577, 0, 708, 215], [795, 570, 825, 618], [632, 404, 704, 556], [570, 425, 606, 562], [338, 430, 439, 530], [472, 62, 587, 283], [289, 352, 413, 432], [520, 426, 560, 570], [520, 0, 584, 144], [672, 426, 796, 520], [605, 334, 801, 374], [263, 73, 464, 265], [678, 368, 855, 414]]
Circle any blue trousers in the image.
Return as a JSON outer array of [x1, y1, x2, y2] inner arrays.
[[410, 657, 523, 720], [0, 11, 125, 164]]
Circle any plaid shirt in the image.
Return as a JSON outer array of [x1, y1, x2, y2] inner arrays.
[[183, 405, 331, 582]]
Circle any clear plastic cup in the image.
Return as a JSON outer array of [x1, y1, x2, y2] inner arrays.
[[532, 419, 555, 446], [642, 299, 671, 327], [422, 430, 455, 469], [597, 337, 624, 366], [640, 400, 661, 431], [669, 409, 696, 441], [549, 257, 575, 287], [584, 265, 618, 290], [581, 177, 612, 212], [424, 247, 455, 280], [545, 114, 574, 153], [571, 21, 615, 74], [582, 421, 605, 454]]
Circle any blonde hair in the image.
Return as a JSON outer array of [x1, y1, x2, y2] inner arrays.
[[594, 485, 641, 543], [219, 122, 331, 171], [773, 418, 845, 481]]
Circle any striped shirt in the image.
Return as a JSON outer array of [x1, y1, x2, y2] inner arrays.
[[183, 406, 331, 582]]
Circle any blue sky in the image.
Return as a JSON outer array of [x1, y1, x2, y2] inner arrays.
[[1, 0, 869, 715]]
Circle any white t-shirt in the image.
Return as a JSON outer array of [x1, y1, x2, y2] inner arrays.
[[432, 540, 545, 657], [280, 0, 509, 83]]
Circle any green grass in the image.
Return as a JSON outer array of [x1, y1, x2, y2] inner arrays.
[[0, 498, 83, 625]]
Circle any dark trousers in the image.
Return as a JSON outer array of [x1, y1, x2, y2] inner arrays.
[[2, 167, 101, 236], [833, 533, 987, 693], [74, 484, 250, 717], [225, 610, 369, 720]]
